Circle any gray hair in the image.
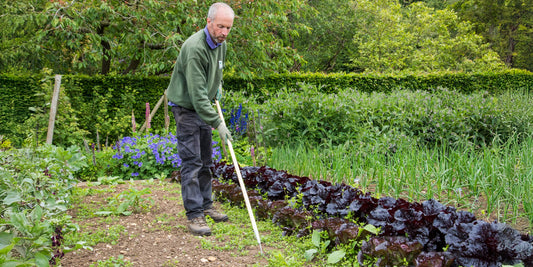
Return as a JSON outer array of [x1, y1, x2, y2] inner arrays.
[[207, 2, 234, 20]]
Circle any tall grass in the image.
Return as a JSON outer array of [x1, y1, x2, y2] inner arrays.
[[267, 133, 533, 230]]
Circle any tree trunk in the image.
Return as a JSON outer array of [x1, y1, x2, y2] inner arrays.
[[101, 39, 111, 75], [505, 24, 519, 67], [98, 22, 111, 75]]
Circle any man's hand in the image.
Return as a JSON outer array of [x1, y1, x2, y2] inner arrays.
[[216, 85, 223, 101], [217, 121, 233, 143]]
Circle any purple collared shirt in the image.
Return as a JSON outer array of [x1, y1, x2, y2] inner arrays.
[[204, 27, 222, 50]]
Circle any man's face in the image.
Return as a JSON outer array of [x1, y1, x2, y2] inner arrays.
[[207, 8, 234, 44]]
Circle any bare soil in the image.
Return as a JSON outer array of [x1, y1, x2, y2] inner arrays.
[[60, 179, 269, 267]]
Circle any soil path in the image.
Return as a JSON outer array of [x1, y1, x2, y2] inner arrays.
[[61, 180, 268, 267]]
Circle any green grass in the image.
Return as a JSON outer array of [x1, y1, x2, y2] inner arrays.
[[198, 202, 315, 266], [267, 134, 533, 231]]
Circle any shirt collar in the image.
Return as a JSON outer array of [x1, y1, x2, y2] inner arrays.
[[204, 27, 221, 49]]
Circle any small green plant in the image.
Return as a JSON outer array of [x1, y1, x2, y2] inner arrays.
[[304, 223, 380, 265], [95, 187, 153, 216], [95, 176, 125, 185], [304, 230, 336, 263], [89, 255, 132, 267]]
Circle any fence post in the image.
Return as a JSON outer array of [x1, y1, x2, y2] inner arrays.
[[46, 75, 62, 145], [164, 91, 170, 131]]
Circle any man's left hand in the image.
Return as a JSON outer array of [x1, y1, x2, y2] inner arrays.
[[216, 85, 223, 101]]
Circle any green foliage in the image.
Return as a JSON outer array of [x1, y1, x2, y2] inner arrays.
[[3, 0, 521, 75], [289, 0, 357, 72], [259, 83, 533, 149], [2, 71, 532, 149], [0, 74, 46, 146], [304, 230, 332, 262], [223, 70, 533, 100], [304, 224, 380, 265], [350, 0, 505, 73], [75, 146, 118, 182], [0, 0, 307, 77], [95, 187, 153, 216], [453, 0, 533, 71], [62, 75, 168, 143], [0, 145, 88, 265]]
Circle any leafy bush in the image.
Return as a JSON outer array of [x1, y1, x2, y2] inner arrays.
[[259, 84, 533, 149], [0, 145, 88, 265]]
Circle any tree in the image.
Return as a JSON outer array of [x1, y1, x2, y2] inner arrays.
[[349, 0, 505, 73], [0, 0, 51, 73], [453, 0, 533, 71], [0, 0, 307, 77], [290, 0, 358, 72]]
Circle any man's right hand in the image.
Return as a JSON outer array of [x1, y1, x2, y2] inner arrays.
[[217, 121, 233, 143]]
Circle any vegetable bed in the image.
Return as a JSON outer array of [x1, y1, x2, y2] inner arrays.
[[212, 162, 533, 266]]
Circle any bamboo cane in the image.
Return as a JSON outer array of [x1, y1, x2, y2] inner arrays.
[[215, 100, 263, 255]]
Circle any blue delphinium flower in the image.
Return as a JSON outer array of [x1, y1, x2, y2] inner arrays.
[[229, 104, 248, 138]]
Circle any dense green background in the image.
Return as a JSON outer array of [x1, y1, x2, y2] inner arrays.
[[1, 70, 532, 147]]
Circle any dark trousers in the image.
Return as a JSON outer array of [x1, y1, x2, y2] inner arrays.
[[171, 106, 214, 220]]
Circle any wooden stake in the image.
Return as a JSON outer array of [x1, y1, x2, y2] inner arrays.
[[46, 75, 62, 144], [164, 91, 170, 131]]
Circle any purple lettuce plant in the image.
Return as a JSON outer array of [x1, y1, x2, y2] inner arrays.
[[211, 162, 533, 266]]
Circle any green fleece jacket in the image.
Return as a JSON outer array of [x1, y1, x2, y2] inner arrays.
[[166, 29, 226, 128]]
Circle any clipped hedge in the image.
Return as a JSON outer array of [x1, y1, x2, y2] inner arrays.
[[1, 70, 532, 147], [0, 75, 44, 139], [223, 69, 533, 101]]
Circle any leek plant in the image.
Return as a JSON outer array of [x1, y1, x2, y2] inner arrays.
[[267, 133, 533, 229]]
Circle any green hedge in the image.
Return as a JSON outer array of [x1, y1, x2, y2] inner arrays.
[[0, 75, 44, 138], [223, 69, 533, 101], [1, 70, 532, 147]]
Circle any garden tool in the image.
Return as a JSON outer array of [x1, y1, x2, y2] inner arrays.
[[215, 99, 264, 255]]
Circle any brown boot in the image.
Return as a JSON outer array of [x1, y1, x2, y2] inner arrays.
[[204, 208, 228, 222], [187, 216, 211, 236]]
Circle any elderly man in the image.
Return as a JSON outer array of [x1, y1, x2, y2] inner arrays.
[[166, 2, 234, 236]]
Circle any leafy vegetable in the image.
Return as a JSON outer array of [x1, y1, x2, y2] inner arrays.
[[211, 162, 533, 266]]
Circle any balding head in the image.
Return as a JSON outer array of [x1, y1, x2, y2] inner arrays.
[[206, 3, 234, 44]]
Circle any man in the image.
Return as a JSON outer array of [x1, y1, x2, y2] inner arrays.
[[166, 2, 234, 236]]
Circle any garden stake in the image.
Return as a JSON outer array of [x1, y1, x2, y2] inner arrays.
[[215, 100, 264, 255]]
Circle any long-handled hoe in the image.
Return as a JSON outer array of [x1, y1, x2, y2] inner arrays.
[[215, 100, 264, 255]]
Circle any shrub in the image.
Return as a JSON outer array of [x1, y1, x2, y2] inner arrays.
[[0, 145, 88, 265], [259, 84, 533, 150]]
